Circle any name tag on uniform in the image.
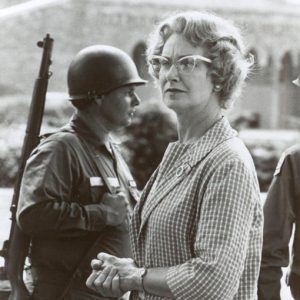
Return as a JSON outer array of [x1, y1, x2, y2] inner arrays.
[[107, 177, 120, 188], [90, 177, 104, 187]]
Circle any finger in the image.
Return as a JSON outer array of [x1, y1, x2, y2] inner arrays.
[[91, 259, 103, 271], [86, 270, 101, 291], [117, 191, 126, 199], [117, 189, 125, 196], [97, 252, 107, 262], [112, 273, 123, 295], [97, 252, 116, 265], [102, 267, 118, 290], [97, 252, 110, 261], [94, 266, 112, 288]]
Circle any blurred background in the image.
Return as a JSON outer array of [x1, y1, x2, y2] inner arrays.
[[0, 0, 300, 190], [0, 0, 300, 298]]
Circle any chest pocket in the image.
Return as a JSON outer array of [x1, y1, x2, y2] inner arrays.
[[89, 176, 108, 204], [61, 127, 138, 205], [74, 176, 108, 205]]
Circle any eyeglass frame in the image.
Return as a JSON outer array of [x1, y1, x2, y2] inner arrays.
[[148, 54, 212, 76]]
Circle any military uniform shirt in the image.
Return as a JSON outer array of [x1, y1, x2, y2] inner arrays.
[[258, 144, 300, 300], [17, 114, 138, 297]]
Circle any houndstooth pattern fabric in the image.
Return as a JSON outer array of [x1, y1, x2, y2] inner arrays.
[[130, 117, 263, 300]]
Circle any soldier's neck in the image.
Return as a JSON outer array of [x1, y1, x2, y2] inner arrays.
[[76, 109, 110, 145]]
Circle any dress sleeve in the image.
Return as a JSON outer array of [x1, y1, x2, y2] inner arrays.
[[17, 137, 107, 238], [166, 159, 262, 300], [258, 152, 296, 300]]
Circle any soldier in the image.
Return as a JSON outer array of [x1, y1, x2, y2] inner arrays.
[[258, 75, 300, 300], [16, 45, 146, 299]]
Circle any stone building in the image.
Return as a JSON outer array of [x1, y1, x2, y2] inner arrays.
[[0, 0, 300, 128]]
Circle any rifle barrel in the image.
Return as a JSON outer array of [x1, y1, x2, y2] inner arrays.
[[1, 34, 54, 300]]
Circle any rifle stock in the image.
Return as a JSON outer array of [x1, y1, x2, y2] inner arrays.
[[0, 34, 54, 300]]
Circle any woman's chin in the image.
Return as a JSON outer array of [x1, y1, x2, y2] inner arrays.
[[164, 99, 184, 112]]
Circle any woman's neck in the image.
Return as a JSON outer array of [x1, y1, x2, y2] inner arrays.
[[176, 108, 222, 143]]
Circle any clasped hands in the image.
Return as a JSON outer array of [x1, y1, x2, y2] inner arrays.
[[86, 252, 142, 298]]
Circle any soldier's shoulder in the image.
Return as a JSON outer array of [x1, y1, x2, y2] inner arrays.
[[37, 129, 80, 154], [285, 144, 300, 157], [274, 144, 300, 176], [41, 126, 76, 142]]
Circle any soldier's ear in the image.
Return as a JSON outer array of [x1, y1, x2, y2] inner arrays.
[[95, 95, 104, 105]]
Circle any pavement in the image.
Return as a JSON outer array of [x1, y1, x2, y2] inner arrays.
[[0, 188, 294, 298]]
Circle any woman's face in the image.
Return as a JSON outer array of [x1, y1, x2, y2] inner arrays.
[[158, 33, 216, 115]]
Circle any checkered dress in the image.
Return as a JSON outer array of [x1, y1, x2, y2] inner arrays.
[[130, 118, 263, 300]]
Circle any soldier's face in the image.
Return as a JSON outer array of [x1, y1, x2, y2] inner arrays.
[[99, 85, 141, 129]]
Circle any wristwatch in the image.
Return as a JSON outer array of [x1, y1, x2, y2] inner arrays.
[[136, 267, 147, 292]]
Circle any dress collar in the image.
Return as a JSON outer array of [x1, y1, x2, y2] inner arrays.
[[166, 117, 238, 168]]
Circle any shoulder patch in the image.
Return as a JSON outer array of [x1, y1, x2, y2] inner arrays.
[[274, 151, 286, 176]]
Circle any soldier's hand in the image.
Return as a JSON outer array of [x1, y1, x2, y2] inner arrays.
[[101, 191, 128, 226]]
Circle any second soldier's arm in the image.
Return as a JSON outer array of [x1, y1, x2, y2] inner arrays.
[[258, 148, 300, 300]]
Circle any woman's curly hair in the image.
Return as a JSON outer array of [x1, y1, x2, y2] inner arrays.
[[146, 11, 254, 109]]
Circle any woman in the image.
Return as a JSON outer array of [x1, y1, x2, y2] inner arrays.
[[86, 11, 263, 300]]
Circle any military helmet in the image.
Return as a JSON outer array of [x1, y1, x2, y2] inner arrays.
[[67, 45, 147, 100]]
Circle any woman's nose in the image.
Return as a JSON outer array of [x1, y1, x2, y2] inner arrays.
[[165, 64, 179, 81]]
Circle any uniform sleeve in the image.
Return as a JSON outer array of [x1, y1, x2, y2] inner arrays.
[[17, 137, 108, 238], [166, 159, 261, 300], [258, 152, 297, 300]]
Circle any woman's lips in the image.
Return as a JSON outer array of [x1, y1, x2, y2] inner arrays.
[[165, 88, 185, 93]]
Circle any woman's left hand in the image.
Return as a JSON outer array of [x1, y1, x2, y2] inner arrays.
[[86, 263, 124, 297], [86, 252, 140, 296]]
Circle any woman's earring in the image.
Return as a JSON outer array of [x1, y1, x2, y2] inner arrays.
[[214, 85, 221, 92]]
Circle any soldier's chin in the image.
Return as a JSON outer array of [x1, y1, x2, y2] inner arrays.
[[123, 117, 132, 127]]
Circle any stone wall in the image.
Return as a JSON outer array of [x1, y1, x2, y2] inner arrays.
[[1, 0, 300, 128]]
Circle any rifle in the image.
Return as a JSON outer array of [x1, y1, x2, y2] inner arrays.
[[0, 34, 54, 300]]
